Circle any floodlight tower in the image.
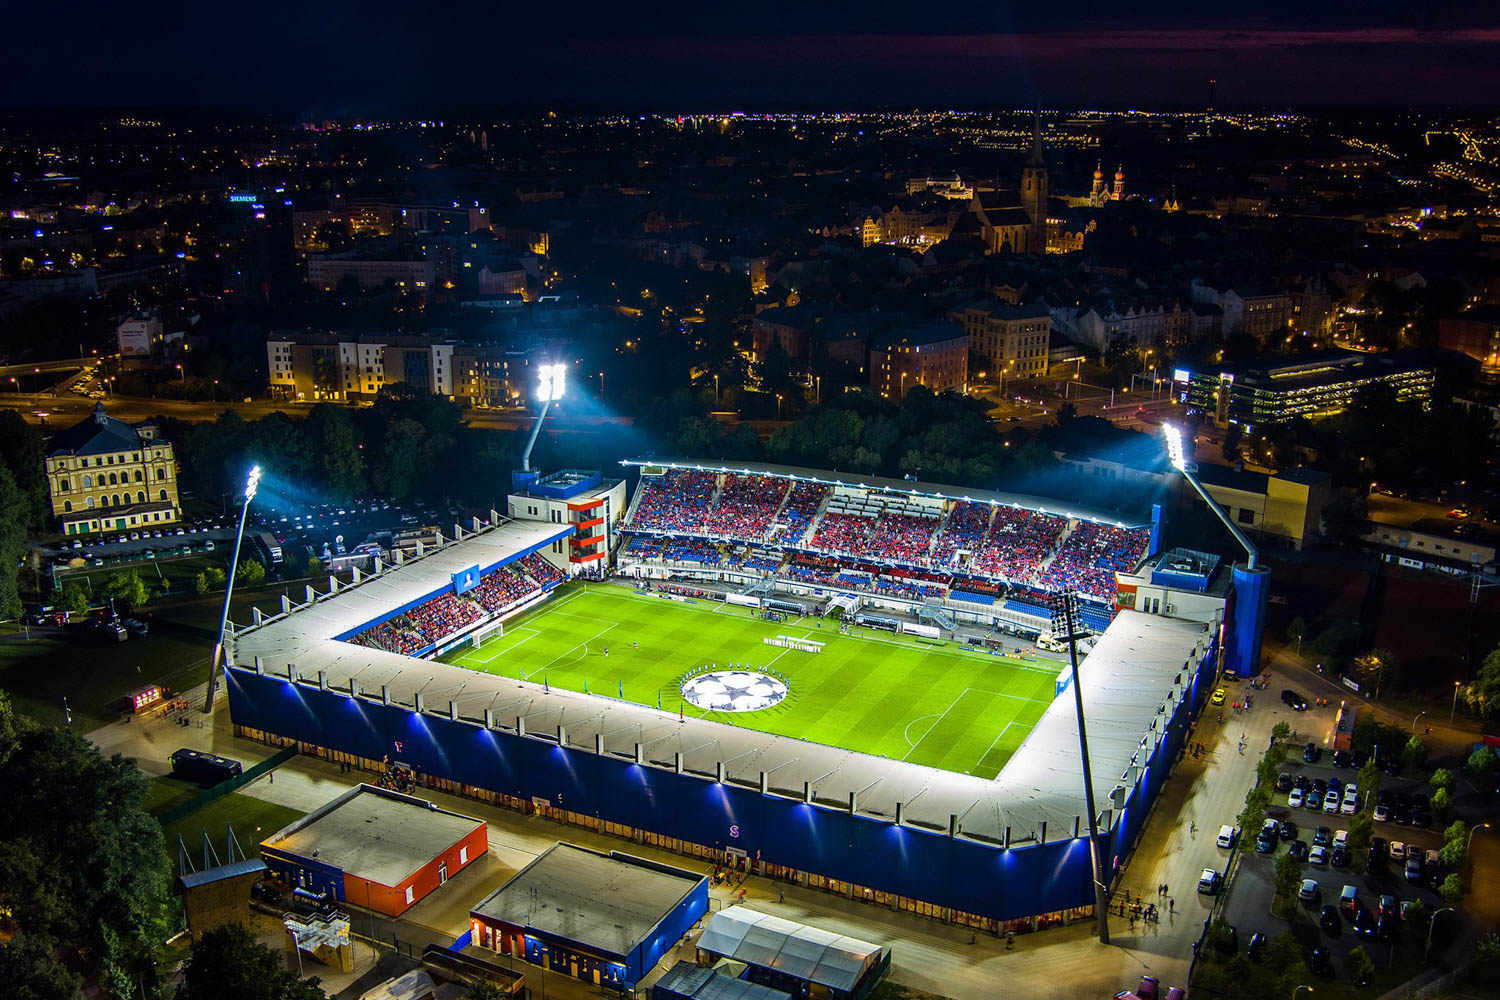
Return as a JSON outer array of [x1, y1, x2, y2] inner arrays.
[[522, 363, 567, 473], [1162, 425, 1270, 678], [1051, 590, 1111, 945], [203, 464, 261, 712]]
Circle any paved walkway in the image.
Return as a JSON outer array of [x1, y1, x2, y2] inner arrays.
[[95, 666, 1281, 999]]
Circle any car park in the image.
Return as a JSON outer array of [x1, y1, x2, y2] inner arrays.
[[1299, 879, 1320, 902]]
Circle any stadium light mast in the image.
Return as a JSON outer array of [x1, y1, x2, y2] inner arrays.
[[1051, 590, 1111, 946], [203, 464, 261, 712], [1162, 424, 1258, 569], [522, 363, 567, 472]]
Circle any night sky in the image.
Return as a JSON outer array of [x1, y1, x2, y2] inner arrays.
[[8, 1, 1499, 112]]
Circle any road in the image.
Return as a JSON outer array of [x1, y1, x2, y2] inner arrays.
[[0, 391, 633, 433]]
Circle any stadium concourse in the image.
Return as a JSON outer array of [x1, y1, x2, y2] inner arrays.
[[222, 491, 1224, 937], [616, 461, 1152, 620]]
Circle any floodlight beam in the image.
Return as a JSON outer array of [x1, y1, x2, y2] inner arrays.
[[522, 364, 568, 472]]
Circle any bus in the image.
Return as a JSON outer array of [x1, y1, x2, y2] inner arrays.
[[253, 531, 283, 565], [169, 748, 243, 785]]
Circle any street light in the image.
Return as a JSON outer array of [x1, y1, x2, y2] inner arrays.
[[202, 464, 261, 712], [1452, 680, 1462, 722], [1291, 986, 1314, 1000], [1425, 907, 1454, 961], [521, 363, 567, 472], [1469, 822, 1491, 852], [1411, 710, 1426, 734]]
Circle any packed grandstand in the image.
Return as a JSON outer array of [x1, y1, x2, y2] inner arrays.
[[349, 551, 565, 655], [619, 464, 1150, 606]]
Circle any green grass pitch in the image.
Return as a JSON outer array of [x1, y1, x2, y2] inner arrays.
[[441, 584, 1062, 779]]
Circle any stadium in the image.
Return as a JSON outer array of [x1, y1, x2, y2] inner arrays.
[[225, 460, 1263, 940]]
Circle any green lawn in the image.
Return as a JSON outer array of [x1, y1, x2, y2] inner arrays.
[[442, 584, 1060, 779], [153, 778, 305, 863]]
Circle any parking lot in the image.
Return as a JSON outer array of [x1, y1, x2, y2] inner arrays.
[[1218, 746, 1453, 976]]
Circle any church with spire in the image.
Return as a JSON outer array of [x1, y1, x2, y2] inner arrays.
[[955, 114, 1050, 255]]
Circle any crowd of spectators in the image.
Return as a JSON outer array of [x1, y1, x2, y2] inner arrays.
[[930, 501, 993, 567], [770, 481, 830, 544], [519, 552, 565, 587], [1040, 522, 1149, 599], [350, 591, 485, 654], [630, 469, 717, 532], [972, 506, 1068, 582], [469, 567, 539, 613], [868, 512, 939, 565], [809, 512, 878, 556], [700, 473, 788, 541]]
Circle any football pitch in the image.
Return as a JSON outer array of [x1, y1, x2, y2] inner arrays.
[[441, 584, 1062, 779]]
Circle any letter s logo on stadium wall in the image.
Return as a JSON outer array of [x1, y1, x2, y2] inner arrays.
[[729, 825, 740, 839]]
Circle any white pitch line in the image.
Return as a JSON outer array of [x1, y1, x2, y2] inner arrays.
[[978, 720, 1025, 773], [472, 628, 539, 663], [762, 630, 814, 669], [525, 620, 620, 680], [901, 688, 972, 761]]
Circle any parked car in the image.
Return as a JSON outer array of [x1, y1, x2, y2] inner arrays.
[[1304, 742, 1322, 763], [1211, 688, 1227, 706], [1248, 933, 1268, 960], [1282, 689, 1309, 711], [1216, 825, 1238, 849], [1277, 772, 1295, 792], [1306, 789, 1324, 810], [1310, 845, 1330, 866], [1331, 846, 1349, 868], [1136, 976, 1159, 1000], [1299, 879, 1321, 902], [1289, 788, 1305, 808], [1389, 841, 1406, 861], [1324, 793, 1342, 815], [1198, 868, 1221, 895], [1332, 749, 1352, 768], [1280, 820, 1300, 842], [1405, 857, 1423, 883], [1314, 826, 1333, 846], [1320, 906, 1341, 934], [122, 617, 148, 637], [1288, 839, 1310, 861], [1309, 947, 1332, 974], [1339, 884, 1359, 914]]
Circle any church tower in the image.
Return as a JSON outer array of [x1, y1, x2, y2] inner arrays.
[[1112, 164, 1125, 201], [1090, 162, 1107, 206], [1019, 112, 1048, 253]]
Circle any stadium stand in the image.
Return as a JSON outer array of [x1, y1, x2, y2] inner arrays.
[[629, 469, 717, 532], [931, 500, 993, 567], [974, 506, 1068, 582], [469, 567, 539, 614], [1040, 521, 1150, 600], [350, 592, 486, 654], [770, 480, 830, 544], [700, 473, 789, 542], [518, 552, 565, 588]]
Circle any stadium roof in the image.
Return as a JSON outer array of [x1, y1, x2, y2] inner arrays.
[[230, 517, 1212, 847], [260, 784, 484, 887], [619, 459, 1147, 528], [470, 844, 702, 958]]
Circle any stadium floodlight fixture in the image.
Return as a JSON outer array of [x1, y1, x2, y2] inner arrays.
[[1162, 423, 1190, 472], [537, 363, 568, 403], [204, 462, 264, 712]]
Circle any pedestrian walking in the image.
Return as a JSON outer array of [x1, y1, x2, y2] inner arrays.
[[1168, 897, 1174, 914], [778, 889, 785, 903], [1006, 930, 1015, 949], [269, 770, 274, 784]]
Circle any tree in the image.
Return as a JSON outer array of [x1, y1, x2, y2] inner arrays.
[[236, 559, 266, 586], [1468, 747, 1497, 775], [176, 924, 324, 1000], [1466, 646, 1500, 719], [1238, 784, 1270, 837], [465, 982, 505, 1000], [1344, 945, 1375, 986], [1440, 873, 1465, 902], [1403, 735, 1428, 771], [1440, 835, 1468, 868], [1273, 848, 1305, 917], [306, 557, 324, 579], [1347, 811, 1374, 868], [1357, 757, 1381, 809], [1430, 768, 1455, 795], [193, 570, 210, 595], [0, 929, 84, 1000], [1272, 721, 1291, 744], [0, 467, 30, 618], [0, 698, 173, 994], [56, 581, 90, 616], [102, 569, 150, 611], [1432, 787, 1455, 823], [1352, 648, 1397, 697]]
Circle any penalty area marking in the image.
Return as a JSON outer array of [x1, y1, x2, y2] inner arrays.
[[976, 720, 1027, 776], [469, 627, 539, 664], [901, 688, 1049, 762]]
